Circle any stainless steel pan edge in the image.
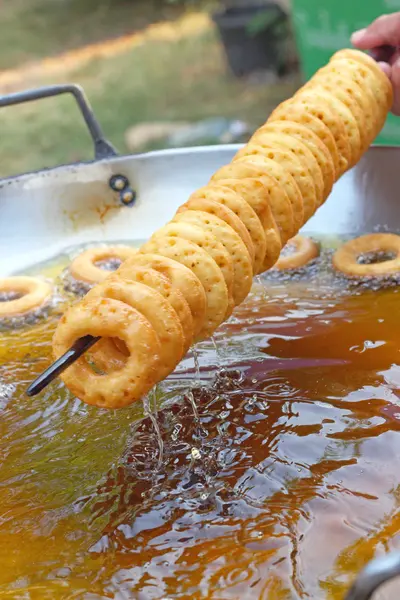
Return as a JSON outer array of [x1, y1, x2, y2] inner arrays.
[[0, 143, 242, 275], [1, 143, 400, 276]]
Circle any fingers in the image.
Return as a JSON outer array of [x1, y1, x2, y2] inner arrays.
[[378, 61, 392, 77], [351, 12, 400, 49], [391, 57, 400, 115], [351, 13, 400, 116]]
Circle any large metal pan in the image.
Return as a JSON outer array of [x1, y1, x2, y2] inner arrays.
[[0, 84, 400, 599], [1, 84, 400, 277]]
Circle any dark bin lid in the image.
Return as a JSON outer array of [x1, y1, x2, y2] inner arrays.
[[212, 1, 286, 29]]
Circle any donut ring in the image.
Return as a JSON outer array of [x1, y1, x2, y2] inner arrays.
[[52, 297, 161, 408], [86, 277, 185, 382], [69, 246, 138, 285], [115, 263, 194, 351], [273, 236, 319, 270], [332, 233, 400, 277], [124, 253, 207, 339], [0, 277, 52, 317]]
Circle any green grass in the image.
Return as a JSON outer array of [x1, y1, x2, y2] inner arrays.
[[0, 0, 212, 70], [0, 28, 300, 179]]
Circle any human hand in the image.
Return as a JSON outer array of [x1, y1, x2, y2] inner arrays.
[[351, 13, 400, 115]]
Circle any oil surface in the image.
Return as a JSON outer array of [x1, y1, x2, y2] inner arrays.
[[0, 241, 400, 599]]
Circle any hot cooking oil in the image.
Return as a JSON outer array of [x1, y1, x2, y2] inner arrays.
[[0, 238, 399, 599]]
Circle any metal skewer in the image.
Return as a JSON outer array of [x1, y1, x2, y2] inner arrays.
[[344, 551, 400, 600], [26, 335, 100, 397]]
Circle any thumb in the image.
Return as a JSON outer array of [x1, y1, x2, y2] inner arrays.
[[378, 61, 392, 77], [351, 13, 400, 49]]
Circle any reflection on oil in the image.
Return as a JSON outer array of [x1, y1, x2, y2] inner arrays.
[[0, 240, 399, 598]]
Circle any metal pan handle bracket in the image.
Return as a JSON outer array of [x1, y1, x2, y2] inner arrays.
[[345, 552, 400, 600], [0, 83, 118, 160]]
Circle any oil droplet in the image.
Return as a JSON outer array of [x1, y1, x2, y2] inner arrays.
[[191, 448, 201, 460]]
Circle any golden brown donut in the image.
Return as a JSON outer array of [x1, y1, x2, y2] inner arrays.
[[115, 263, 194, 352], [120, 253, 206, 340], [69, 246, 138, 285], [332, 233, 400, 277], [0, 277, 52, 317], [273, 235, 319, 270], [85, 277, 185, 381], [52, 297, 161, 408]]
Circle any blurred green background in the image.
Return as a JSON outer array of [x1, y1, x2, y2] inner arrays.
[[0, 0, 299, 178], [0, 0, 399, 179], [291, 0, 400, 145]]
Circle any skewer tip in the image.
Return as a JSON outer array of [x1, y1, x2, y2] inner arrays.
[[25, 334, 99, 397]]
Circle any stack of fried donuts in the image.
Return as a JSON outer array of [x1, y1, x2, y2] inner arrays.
[[52, 49, 393, 409]]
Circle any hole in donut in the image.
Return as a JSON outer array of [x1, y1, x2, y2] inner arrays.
[[357, 250, 396, 265], [0, 291, 24, 302], [94, 258, 123, 272], [280, 242, 297, 258], [85, 354, 106, 375], [111, 337, 129, 356], [86, 337, 129, 375]]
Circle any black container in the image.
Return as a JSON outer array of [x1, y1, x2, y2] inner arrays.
[[212, 2, 288, 78]]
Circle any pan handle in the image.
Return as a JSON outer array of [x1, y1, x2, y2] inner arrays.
[[0, 83, 118, 160], [344, 552, 400, 600]]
